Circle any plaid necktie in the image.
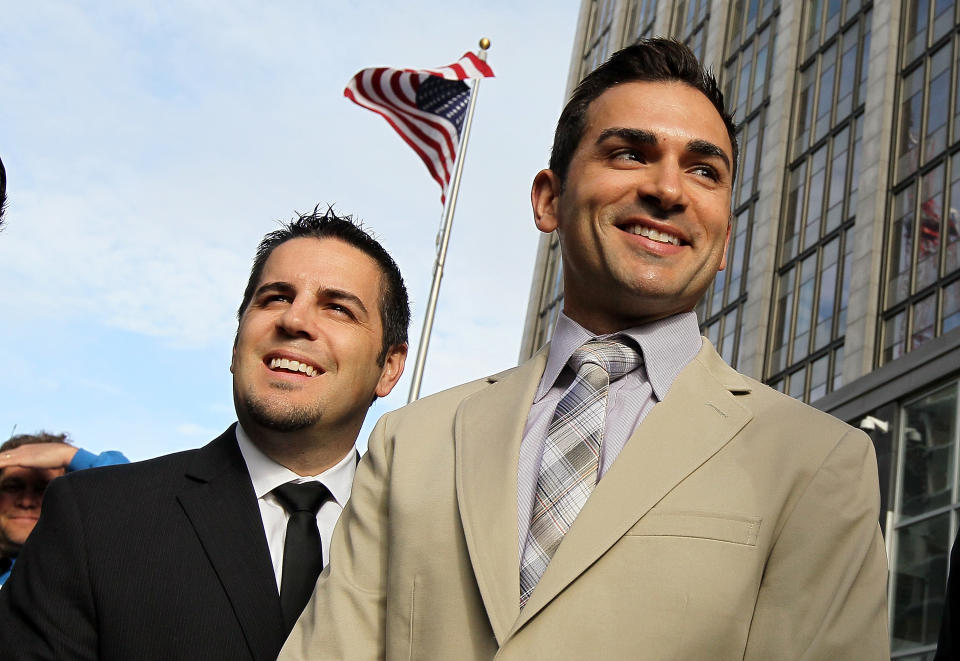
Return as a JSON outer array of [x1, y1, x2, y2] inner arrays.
[[519, 339, 641, 607]]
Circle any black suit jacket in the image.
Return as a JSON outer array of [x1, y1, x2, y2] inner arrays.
[[0, 426, 286, 660], [937, 532, 960, 660]]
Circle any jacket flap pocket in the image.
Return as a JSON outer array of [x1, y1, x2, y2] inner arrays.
[[625, 511, 761, 546]]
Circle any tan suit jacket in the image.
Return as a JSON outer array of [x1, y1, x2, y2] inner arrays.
[[281, 340, 889, 660]]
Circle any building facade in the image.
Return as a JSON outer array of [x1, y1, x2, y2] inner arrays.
[[519, 1, 960, 658]]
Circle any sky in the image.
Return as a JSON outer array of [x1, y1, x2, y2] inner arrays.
[[0, 1, 581, 460]]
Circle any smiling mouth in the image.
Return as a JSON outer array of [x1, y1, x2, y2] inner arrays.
[[621, 223, 683, 246], [267, 357, 320, 377]]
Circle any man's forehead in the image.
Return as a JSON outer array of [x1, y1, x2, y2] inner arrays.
[[585, 80, 729, 146]]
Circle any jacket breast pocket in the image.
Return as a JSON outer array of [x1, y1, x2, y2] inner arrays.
[[624, 510, 761, 546]]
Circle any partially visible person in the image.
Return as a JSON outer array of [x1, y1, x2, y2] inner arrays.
[[0, 432, 128, 586], [0, 155, 7, 229], [0, 207, 409, 660], [282, 39, 888, 661], [936, 532, 960, 659]]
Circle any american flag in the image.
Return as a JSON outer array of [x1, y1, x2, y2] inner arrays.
[[345, 52, 495, 204]]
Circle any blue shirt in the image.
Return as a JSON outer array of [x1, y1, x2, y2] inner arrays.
[[0, 448, 128, 586]]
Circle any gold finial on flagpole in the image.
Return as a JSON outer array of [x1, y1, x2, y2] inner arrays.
[[479, 37, 490, 50]]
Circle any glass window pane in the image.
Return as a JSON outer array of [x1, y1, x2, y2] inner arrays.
[[728, 210, 750, 299], [825, 0, 842, 38], [795, 67, 816, 155], [911, 294, 938, 350], [918, 165, 945, 290], [772, 268, 795, 372], [815, 44, 838, 142], [892, 513, 951, 651], [815, 239, 840, 349], [933, 0, 955, 42], [856, 13, 871, 108], [900, 383, 959, 516], [721, 309, 738, 365], [836, 28, 859, 120], [925, 46, 951, 161], [898, 67, 925, 180], [804, 0, 823, 58], [808, 354, 829, 401], [805, 147, 828, 249], [788, 366, 807, 400], [889, 184, 917, 305], [943, 279, 960, 333], [837, 229, 854, 334], [883, 310, 908, 363], [751, 28, 770, 114], [739, 117, 759, 205], [736, 41, 754, 124], [831, 345, 844, 391], [826, 127, 850, 232], [848, 117, 863, 216], [947, 153, 960, 275], [793, 255, 818, 360], [905, 0, 931, 64], [784, 164, 807, 260]]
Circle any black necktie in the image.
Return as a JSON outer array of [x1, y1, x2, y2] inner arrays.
[[273, 481, 330, 632]]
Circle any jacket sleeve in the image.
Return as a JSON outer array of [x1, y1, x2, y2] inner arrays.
[[279, 415, 393, 661], [0, 476, 99, 660], [743, 429, 890, 660]]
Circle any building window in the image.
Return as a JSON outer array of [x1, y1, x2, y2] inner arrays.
[[580, 0, 618, 78], [889, 380, 960, 658], [530, 237, 565, 351], [766, 4, 870, 402], [882, 0, 960, 366], [697, 3, 778, 367], [672, 0, 710, 62], [623, 0, 658, 43]]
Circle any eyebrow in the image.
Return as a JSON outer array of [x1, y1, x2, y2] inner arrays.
[[321, 287, 368, 316], [596, 128, 731, 172], [255, 282, 369, 316]]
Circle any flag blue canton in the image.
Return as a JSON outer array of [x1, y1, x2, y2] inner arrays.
[[416, 77, 471, 136]]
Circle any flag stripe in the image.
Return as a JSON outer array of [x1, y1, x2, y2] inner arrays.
[[344, 52, 494, 203]]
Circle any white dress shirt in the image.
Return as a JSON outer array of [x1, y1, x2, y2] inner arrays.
[[517, 311, 703, 556], [235, 424, 356, 591]]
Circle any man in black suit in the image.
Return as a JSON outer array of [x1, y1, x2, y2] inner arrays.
[[0, 207, 409, 660]]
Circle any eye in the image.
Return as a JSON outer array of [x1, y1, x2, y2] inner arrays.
[[611, 149, 645, 164], [259, 293, 292, 307], [690, 164, 720, 181], [327, 303, 355, 318]]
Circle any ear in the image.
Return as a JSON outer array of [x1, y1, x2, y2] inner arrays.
[[718, 216, 733, 272], [531, 169, 563, 234], [375, 343, 408, 398]]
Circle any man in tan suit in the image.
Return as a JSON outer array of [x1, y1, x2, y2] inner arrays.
[[282, 39, 889, 660]]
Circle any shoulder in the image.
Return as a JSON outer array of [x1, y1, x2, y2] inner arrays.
[[50, 447, 202, 508]]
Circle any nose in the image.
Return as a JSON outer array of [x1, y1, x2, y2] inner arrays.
[[637, 163, 686, 214], [276, 299, 318, 340], [16, 487, 43, 510]]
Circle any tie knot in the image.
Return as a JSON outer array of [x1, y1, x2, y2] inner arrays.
[[569, 339, 641, 381], [273, 481, 330, 515]]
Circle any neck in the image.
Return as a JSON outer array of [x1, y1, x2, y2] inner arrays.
[[243, 423, 356, 477]]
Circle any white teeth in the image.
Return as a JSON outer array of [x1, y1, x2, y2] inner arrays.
[[268, 357, 318, 376], [629, 225, 680, 246]]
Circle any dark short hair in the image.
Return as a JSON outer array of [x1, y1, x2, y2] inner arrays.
[[237, 206, 410, 364], [0, 155, 7, 229], [549, 38, 738, 185], [1, 432, 70, 454]]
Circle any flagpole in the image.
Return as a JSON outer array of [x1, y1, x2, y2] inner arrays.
[[407, 38, 490, 403]]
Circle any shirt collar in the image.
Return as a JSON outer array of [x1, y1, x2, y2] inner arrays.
[[535, 311, 702, 403], [235, 423, 356, 508]]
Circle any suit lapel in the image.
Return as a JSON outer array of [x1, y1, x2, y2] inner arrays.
[[456, 349, 549, 645], [510, 341, 753, 633], [176, 426, 285, 661]]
